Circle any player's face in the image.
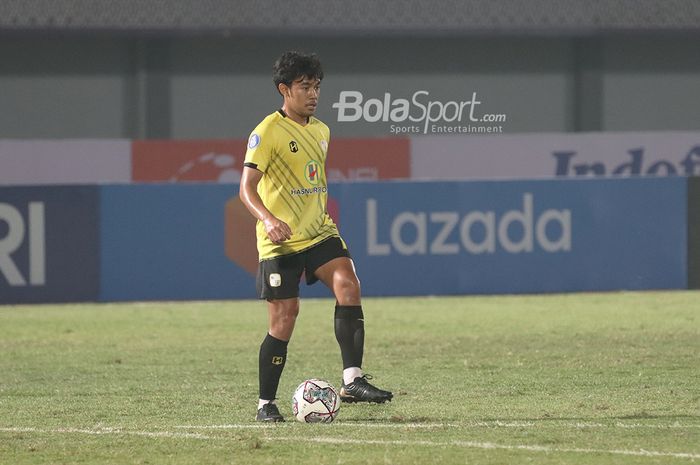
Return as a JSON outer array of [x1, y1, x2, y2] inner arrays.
[[283, 76, 321, 118]]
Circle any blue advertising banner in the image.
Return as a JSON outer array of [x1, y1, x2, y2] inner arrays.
[[0, 186, 100, 303], [2, 178, 686, 304], [100, 184, 258, 301], [98, 178, 687, 302], [334, 177, 687, 296]]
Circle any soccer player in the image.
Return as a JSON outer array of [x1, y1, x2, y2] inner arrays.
[[240, 51, 393, 422]]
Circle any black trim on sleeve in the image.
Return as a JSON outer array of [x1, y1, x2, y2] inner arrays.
[[244, 162, 260, 170]]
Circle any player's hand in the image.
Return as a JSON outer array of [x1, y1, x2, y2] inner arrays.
[[262, 216, 293, 244]]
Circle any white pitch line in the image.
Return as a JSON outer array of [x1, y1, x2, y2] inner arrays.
[[174, 421, 700, 430], [3, 425, 700, 460], [614, 422, 700, 429], [174, 424, 281, 430], [0, 427, 211, 440], [275, 436, 700, 460], [174, 422, 539, 430], [174, 422, 458, 429]]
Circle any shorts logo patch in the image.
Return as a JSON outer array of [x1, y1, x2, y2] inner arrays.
[[271, 356, 284, 365], [248, 133, 260, 149], [269, 273, 282, 287]]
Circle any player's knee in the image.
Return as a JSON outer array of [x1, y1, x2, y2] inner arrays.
[[269, 300, 299, 333], [335, 273, 361, 304], [287, 304, 300, 320], [279, 302, 299, 322]]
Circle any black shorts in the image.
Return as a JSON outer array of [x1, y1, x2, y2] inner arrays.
[[256, 236, 351, 300]]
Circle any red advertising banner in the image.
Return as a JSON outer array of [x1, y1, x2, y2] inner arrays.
[[132, 140, 246, 182], [132, 138, 410, 182], [326, 138, 410, 181]]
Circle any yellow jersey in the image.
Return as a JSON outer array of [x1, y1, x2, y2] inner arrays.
[[244, 110, 339, 260]]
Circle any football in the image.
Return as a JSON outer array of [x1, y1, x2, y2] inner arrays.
[[292, 379, 340, 423]]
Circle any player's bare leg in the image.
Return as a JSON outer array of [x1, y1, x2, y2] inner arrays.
[[314, 256, 361, 305], [267, 297, 299, 341], [256, 297, 299, 422], [315, 257, 393, 403]]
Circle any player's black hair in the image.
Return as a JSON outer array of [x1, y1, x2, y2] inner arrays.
[[273, 51, 323, 93]]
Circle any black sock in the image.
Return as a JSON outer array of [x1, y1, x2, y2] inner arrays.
[[258, 333, 288, 401], [334, 305, 365, 369]]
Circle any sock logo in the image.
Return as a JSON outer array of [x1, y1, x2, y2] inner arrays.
[[271, 356, 284, 365]]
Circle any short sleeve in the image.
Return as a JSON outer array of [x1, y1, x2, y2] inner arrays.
[[243, 125, 274, 173]]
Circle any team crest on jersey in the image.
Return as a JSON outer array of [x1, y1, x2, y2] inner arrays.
[[305, 160, 321, 185], [289, 140, 299, 153], [248, 133, 260, 149]]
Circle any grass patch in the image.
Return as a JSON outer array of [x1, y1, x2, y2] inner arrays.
[[1, 291, 699, 464]]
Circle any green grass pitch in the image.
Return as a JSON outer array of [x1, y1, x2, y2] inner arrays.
[[1, 291, 699, 464]]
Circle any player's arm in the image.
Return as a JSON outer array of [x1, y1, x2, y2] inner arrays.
[[239, 166, 292, 244]]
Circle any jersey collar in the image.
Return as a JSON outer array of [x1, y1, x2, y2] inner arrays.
[[278, 108, 312, 127]]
